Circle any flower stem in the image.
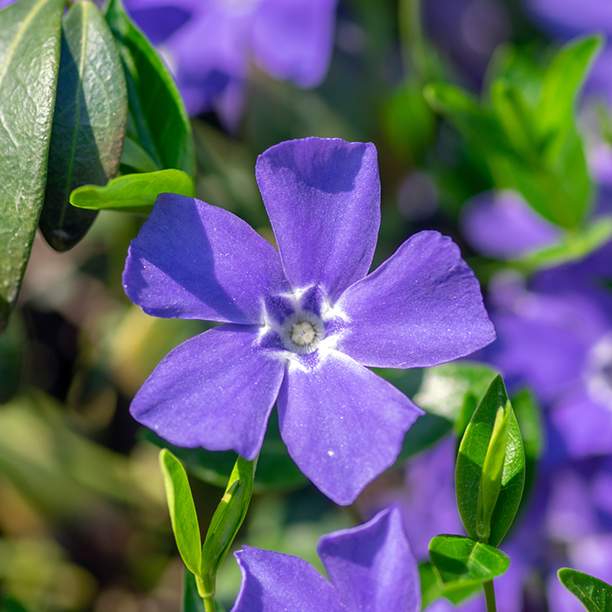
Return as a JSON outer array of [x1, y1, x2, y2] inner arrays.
[[197, 574, 216, 612], [483, 580, 497, 612]]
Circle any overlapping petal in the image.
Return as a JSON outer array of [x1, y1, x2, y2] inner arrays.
[[130, 325, 285, 459], [252, 0, 337, 88], [336, 231, 496, 368], [318, 505, 420, 612], [256, 138, 381, 302], [233, 548, 344, 612], [123, 194, 287, 324], [277, 351, 423, 505]]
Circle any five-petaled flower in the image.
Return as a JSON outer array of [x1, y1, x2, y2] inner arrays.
[[231, 505, 420, 612], [123, 137, 495, 505]]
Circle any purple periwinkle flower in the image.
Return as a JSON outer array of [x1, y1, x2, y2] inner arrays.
[[123, 0, 338, 130], [231, 504, 420, 612], [123, 137, 495, 505]]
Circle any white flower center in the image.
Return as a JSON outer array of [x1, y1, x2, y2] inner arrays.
[[585, 332, 612, 406], [281, 311, 325, 354]]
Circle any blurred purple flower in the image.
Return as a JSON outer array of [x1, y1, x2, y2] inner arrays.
[[123, 137, 495, 505], [124, 0, 338, 130], [460, 190, 562, 260], [486, 262, 612, 458], [231, 505, 420, 612]]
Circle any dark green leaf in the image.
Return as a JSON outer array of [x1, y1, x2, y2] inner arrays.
[[120, 135, 160, 173], [420, 562, 480, 608], [429, 535, 510, 588], [201, 455, 255, 579], [558, 568, 612, 612], [141, 408, 307, 492], [456, 376, 525, 546], [182, 569, 205, 612], [39, 1, 127, 252], [0, 0, 65, 331], [70, 169, 195, 214], [105, 0, 194, 177], [159, 448, 202, 577]]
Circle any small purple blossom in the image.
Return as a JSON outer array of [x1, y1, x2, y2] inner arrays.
[[231, 504, 420, 612], [123, 0, 338, 130], [123, 137, 495, 505]]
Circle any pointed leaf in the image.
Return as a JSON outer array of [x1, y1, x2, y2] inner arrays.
[[429, 535, 510, 589], [420, 562, 480, 608], [159, 448, 202, 577], [201, 456, 255, 580], [558, 568, 612, 612], [39, 1, 127, 251], [456, 376, 525, 546], [104, 0, 194, 177], [70, 169, 194, 214], [0, 0, 64, 330]]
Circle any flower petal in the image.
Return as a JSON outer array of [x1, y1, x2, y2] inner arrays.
[[123, 194, 287, 324], [318, 505, 420, 612], [336, 231, 496, 368], [256, 138, 381, 302], [130, 324, 285, 459], [232, 547, 344, 612], [278, 351, 423, 505], [251, 0, 337, 88]]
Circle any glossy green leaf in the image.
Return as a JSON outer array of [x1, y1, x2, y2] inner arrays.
[[201, 455, 255, 579], [159, 449, 202, 577], [420, 562, 480, 608], [140, 408, 306, 492], [39, 1, 127, 252], [70, 169, 195, 214], [429, 535, 510, 588], [475, 403, 511, 542], [456, 376, 525, 546], [558, 568, 612, 612], [104, 0, 194, 177], [120, 135, 160, 173], [0, 0, 65, 331], [182, 569, 205, 612]]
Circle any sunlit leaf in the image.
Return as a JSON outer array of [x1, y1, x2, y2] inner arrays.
[[558, 568, 612, 612]]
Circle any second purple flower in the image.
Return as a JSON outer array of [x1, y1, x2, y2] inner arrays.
[[122, 137, 495, 505]]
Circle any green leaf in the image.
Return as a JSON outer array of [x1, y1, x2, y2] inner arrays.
[[475, 403, 511, 542], [201, 455, 255, 580], [429, 535, 510, 588], [536, 35, 603, 158], [0, 0, 65, 331], [456, 376, 525, 546], [70, 169, 195, 214], [120, 135, 160, 173], [558, 568, 612, 612], [182, 569, 205, 612], [39, 1, 127, 252], [420, 562, 480, 608], [105, 0, 194, 177], [159, 449, 202, 578], [140, 407, 307, 492]]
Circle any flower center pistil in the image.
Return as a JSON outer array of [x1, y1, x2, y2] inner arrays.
[[280, 311, 326, 354]]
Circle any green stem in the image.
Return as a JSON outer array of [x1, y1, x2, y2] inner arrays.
[[196, 574, 216, 612], [483, 580, 497, 612], [398, 0, 428, 81]]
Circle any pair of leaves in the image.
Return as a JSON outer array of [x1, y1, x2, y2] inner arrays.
[[425, 36, 605, 265], [428, 376, 525, 596], [159, 449, 254, 607]]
